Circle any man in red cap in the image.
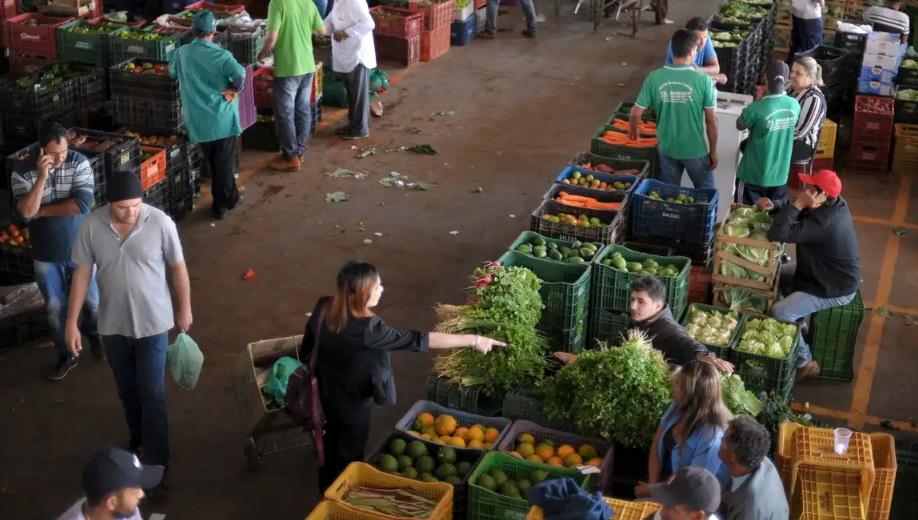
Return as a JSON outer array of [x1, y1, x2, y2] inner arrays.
[[757, 170, 860, 381]]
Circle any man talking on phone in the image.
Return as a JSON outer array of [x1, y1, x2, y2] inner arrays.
[[10, 122, 101, 381], [758, 170, 860, 382]]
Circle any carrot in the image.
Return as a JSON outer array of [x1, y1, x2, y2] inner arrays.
[[555, 191, 622, 211]]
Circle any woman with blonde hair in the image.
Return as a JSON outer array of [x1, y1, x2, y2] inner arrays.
[[302, 261, 504, 489], [636, 360, 733, 497], [788, 56, 828, 162]]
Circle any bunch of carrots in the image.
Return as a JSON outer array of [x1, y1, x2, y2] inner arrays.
[[611, 118, 657, 136], [598, 130, 658, 148], [554, 191, 622, 211]]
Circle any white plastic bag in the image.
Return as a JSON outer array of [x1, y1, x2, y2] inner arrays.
[[167, 333, 204, 390]]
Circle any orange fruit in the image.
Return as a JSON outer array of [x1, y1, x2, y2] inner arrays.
[[578, 444, 599, 460], [417, 412, 435, 427], [517, 442, 535, 458], [563, 454, 583, 468], [556, 444, 576, 459], [527, 454, 544, 464], [535, 443, 554, 461], [447, 437, 466, 448], [435, 415, 458, 436], [485, 427, 500, 443], [422, 425, 437, 438], [468, 439, 484, 449], [468, 425, 485, 442], [482, 442, 493, 449], [586, 457, 603, 467], [455, 427, 470, 440], [510, 451, 524, 459], [547, 456, 563, 467], [440, 435, 452, 443]]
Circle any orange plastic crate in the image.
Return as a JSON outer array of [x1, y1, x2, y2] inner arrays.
[[867, 433, 896, 520], [325, 462, 453, 520], [790, 426, 875, 507], [139, 146, 167, 191], [794, 467, 867, 520], [420, 25, 450, 62], [528, 498, 662, 520], [305, 500, 384, 519]]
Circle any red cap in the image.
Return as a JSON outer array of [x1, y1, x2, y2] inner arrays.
[[798, 170, 842, 198]]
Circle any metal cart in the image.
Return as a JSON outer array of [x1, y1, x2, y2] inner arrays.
[[233, 335, 318, 470], [554, 0, 668, 35]]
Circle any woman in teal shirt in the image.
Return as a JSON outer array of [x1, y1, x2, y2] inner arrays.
[[636, 360, 732, 497]]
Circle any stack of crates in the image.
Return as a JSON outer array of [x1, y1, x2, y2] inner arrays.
[[5, 12, 74, 78], [1, 0, 19, 49], [412, 0, 452, 62], [110, 58, 182, 135], [450, 0, 476, 46], [892, 123, 918, 174], [0, 62, 82, 145], [712, 204, 783, 313], [849, 95, 895, 171], [371, 6, 423, 66], [67, 128, 141, 206]]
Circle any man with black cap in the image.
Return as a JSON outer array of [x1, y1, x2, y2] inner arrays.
[[64, 171, 192, 473], [58, 447, 163, 520], [170, 10, 247, 220], [648, 467, 722, 520], [759, 169, 860, 382], [735, 61, 800, 205]]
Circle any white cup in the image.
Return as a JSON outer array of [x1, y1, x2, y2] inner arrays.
[[834, 428, 853, 455]]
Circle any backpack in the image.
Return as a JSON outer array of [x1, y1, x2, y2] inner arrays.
[[285, 306, 327, 466]]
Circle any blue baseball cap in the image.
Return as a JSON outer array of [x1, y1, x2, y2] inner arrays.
[[192, 10, 217, 35]]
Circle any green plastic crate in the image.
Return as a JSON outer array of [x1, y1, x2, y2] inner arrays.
[[680, 303, 744, 361], [591, 244, 690, 319], [612, 101, 656, 122], [731, 316, 799, 405], [501, 388, 558, 427], [424, 374, 503, 417], [58, 19, 124, 67], [228, 28, 265, 65], [468, 451, 589, 520], [590, 124, 659, 177], [506, 231, 596, 264], [538, 321, 586, 353], [587, 308, 632, 348], [108, 26, 178, 64], [496, 251, 590, 333], [808, 290, 863, 381]]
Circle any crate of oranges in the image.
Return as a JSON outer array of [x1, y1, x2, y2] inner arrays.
[[496, 420, 614, 490], [395, 400, 511, 453]]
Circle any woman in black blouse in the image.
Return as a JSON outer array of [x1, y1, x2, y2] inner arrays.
[[303, 261, 504, 489]]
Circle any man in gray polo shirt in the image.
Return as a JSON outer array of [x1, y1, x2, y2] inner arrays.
[[64, 172, 192, 474]]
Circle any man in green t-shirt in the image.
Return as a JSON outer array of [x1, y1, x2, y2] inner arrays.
[[630, 29, 718, 189], [735, 61, 800, 205], [258, 0, 327, 172]]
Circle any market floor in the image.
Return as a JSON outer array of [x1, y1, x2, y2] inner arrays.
[[2, 2, 917, 518]]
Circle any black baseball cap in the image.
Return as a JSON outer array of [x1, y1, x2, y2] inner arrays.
[[83, 448, 163, 502], [766, 61, 790, 94], [648, 467, 721, 514]]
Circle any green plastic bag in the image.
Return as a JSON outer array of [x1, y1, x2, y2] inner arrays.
[[323, 77, 348, 107], [264, 356, 302, 408], [166, 333, 204, 390]]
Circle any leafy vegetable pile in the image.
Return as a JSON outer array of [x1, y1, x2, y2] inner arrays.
[[713, 0, 769, 25], [897, 89, 918, 101], [684, 307, 741, 347], [734, 318, 798, 359], [433, 263, 547, 396], [720, 286, 770, 314], [711, 30, 751, 48], [542, 330, 672, 448], [720, 206, 780, 283], [721, 374, 763, 417]]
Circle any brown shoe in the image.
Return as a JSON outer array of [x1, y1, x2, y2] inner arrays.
[[269, 155, 301, 172], [795, 360, 820, 383]]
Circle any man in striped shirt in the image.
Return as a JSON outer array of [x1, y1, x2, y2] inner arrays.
[[11, 123, 101, 381], [863, 1, 911, 43]]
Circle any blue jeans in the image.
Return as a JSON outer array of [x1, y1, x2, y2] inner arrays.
[[33, 260, 100, 363], [770, 265, 856, 368], [486, 0, 537, 33], [657, 150, 715, 189], [103, 332, 170, 465], [312, 0, 327, 16], [273, 73, 315, 161]]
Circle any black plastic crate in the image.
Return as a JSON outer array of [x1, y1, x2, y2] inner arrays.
[[113, 96, 183, 135], [834, 30, 867, 53], [69, 147, 107, 206], [142, 181, 167, 211], [0, 244, 34, 278], [898, 68, 918, 86], [69, 128, 141, 187], [1, 74, 80, 118], [73, 64, 107, 108], [228, 27, 265, 65], [0, 306, 49, 349], [797, 45, 854, 87], [110, 59, 179, 102], [2, 109, 79, 145]]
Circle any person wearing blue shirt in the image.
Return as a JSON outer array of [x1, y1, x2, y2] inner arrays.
[[635, 360, 732, 499], [665, 17, 728, 86]]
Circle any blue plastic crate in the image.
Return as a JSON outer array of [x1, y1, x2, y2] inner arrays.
[[450, 16, 476, 46], [629, 179, 718, 245], [555, 165, 639, 196]]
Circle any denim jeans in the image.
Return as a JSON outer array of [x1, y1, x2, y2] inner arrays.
[[657, 150, 715, 189], [33, 260, 100, 363], [103, 332, 170, 465], [486, 0, 536, 33], [312, 0, 327, 16], [769, 265, 856, 368], [273, 73, 314, 161]]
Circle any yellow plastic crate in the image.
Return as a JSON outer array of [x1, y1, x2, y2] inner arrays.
[[794, 467, 867, 520], [789, 426, 875, 507], [892, 124, 918, 175], [325, 462, 453, 520], [816, 119, 838, 160], [527, 498, 662, 520], [867, 434, 897, 520], [776, 421, 803, 493], [306, 500, 387, 519]]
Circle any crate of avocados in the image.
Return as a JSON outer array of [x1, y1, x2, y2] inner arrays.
[[58, 17, 125, 66], [1, 67, 80, 118], [108, 26, 178, 64], [712, 204, 784, 292], [591, 244, 690, 318], [680, 303, 744, 360], [530, 199, 624, 245], [629, 179, 718, 245], [567, 153, 649, 180]]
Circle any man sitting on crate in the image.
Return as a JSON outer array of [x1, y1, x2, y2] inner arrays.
[[554, 277, 733, 373], [170, 10, 247, 220], [758, 169, 860, 382]]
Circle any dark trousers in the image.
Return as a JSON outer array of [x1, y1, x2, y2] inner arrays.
[[790, 16, 823, 60], [318, 396, 373, 491], [199, 136, 240, 212], [343, 65, 370, 137], [103, 332, 170, 465], [735, 178, 789, 205]]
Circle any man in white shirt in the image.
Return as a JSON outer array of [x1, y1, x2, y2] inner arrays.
[[649, 467, 722, 520], [58, 447, 163, 520], [791, 0, 825, 58], [325, 0, 376, 140], [863, 1, 911, 43]]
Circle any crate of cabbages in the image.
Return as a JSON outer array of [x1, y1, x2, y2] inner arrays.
[[730, 315, 800, 405], [712, 205, 784, 293]]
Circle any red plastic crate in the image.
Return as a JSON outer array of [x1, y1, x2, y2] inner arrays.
[[413, 0, 453, 30], [252, 66, 274, 109], [688, 265, 712, 304], [6, 13, 74, 59], [1, 0, 18, 48], [375, 34, 420, 66], [420, 25, 450, 62], [139, 146, 167, 191], [853, 95, 895, 137], [370, 6, 423, 38], [848, 138, 891, 172]]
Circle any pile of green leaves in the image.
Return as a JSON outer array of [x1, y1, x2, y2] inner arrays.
[[541, 330, 672, 448], [756, 391, 813, 446], [720, 206, 781, 282], [721, 374, 763, 417], [721, 286, 769, 314], [433, 263, 547, 396], [734, 318, 798, 359]]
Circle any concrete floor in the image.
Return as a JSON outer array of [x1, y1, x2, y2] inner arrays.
[[1, 1, 916, 518]]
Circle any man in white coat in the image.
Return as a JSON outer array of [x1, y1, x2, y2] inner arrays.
[[325, 0, 376, 140]]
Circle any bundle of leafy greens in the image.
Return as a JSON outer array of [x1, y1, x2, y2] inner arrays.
[[756, 391, 814, 447], [684, 307, 741, 347], [721, 373, 763, 417], [722, 286, 769, 314], [734, 318, 798, 359], [541, 330, 672, 448], [720, 206, 781, 282], [433, 262, 547, 396]]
